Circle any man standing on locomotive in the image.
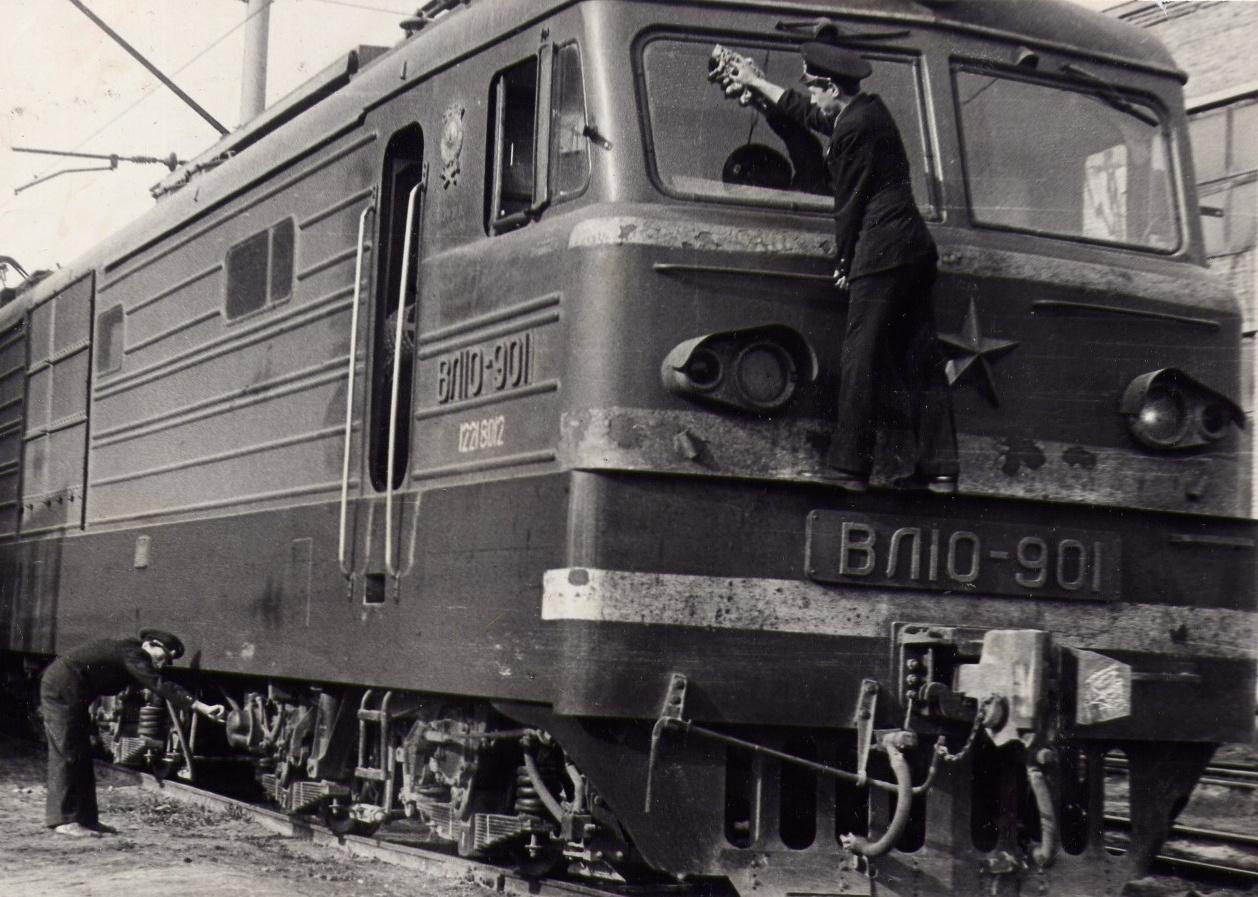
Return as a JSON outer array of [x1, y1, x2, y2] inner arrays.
[[721, 43, 957, 493], [39, 629, 225, 837]]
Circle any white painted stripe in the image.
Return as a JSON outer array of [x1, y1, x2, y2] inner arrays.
[[542, 568, 1257, 661]]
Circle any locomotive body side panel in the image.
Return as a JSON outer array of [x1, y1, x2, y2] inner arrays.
[[86, 128, 378, 528]]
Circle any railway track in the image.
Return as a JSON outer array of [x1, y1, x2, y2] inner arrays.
[[100, 762, 693, 897], [98, 755, 1258, 896], [1104, 756, 1258, 886], [1106, 756, 1258, 791]]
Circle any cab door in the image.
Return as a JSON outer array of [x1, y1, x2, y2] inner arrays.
[[361, 125, 426, 599]]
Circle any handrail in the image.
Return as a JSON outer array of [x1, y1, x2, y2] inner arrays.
[[386, 181, 423, 577], [338, 198, 375, 578]]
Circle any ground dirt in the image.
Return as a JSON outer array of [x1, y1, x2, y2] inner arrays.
[[0, 736, 481, 897], [3, 734, 1256, 897]]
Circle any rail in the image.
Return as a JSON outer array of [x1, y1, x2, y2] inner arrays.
[[338, 198, 375, 578], [78, 752, 635, 897]]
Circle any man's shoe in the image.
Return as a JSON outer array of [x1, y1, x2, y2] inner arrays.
[[52, 823, 102, 838], [893, 472, 959, 495], [88, 821, 118, 834], [800, 469, 869, 492]]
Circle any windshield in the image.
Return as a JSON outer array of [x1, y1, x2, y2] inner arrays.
[[641, 37, 936, 214], [955, 68, 1178, 251]]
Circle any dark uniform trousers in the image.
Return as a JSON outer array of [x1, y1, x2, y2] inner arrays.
[[40, 669, 98, 828], [38, 636, 195, 828], [827, 259, 958, 479]]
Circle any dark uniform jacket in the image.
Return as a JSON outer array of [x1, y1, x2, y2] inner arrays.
[[774, 89, 936, 280], [42, 637, 195, 710]]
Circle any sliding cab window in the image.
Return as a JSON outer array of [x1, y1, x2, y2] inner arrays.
[[225, 217, 296, 320], [640, 37, 937, 216], [954, 65, 1179, 252], [485, 41, 591, 233]]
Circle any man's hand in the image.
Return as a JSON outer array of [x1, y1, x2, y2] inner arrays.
[[725, 56, 785, 108], [725, 54, 763, 88], [834, 270, 849, 291], [193, 700, 226, 722]]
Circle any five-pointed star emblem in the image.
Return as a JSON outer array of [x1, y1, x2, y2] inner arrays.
[[937, 298, 1019, 406]]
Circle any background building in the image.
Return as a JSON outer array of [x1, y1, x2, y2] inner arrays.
[[1109, 0, 1258, 513]]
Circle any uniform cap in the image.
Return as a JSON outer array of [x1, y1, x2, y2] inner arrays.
[[139, 629, 184, 660], [801, 42, 872, 82]]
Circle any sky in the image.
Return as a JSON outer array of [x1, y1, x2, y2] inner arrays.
[[1, 0, 1119, 283], [0, 0, 418, 282]]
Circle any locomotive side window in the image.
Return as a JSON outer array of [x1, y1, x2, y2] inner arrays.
[[95, 305, 124, 375], [640, 38, 935, 215], [955, 67, 1179, 251], [225, 231, 269, 319], [552, 42, 590, 200], [486, 56, 539, 231], [225, 218, 297, 320]]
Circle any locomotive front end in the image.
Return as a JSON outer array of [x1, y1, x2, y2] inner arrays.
[[535, 3, 1257, 896]]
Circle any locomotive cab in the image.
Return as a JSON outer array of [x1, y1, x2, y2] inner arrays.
[[1, 2, 1253, 897]]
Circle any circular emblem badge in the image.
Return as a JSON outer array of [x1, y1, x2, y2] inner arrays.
[[440, 103, 465, 189]]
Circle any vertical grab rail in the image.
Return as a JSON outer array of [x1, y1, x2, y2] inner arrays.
[[338, 199, 375, 578], [386, 180, 423, 577]]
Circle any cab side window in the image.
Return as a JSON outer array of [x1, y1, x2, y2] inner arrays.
[[486, 57, 539, 231], [485, 40, 590, 234]]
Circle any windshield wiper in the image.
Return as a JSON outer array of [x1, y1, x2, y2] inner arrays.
[[1059, 63, 1160, 127], [775, 18, 909, 43]]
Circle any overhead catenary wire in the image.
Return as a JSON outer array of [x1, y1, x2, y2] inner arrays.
[[65, 0, 229, 136], [297, 0, 415, 15], [0, 2, 269, 222]]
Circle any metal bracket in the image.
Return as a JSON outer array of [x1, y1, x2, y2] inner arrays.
[[853, 679, 878, 785], [644, 673, 687, 812]]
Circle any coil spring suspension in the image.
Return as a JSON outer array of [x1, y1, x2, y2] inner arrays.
[[514, 765, 545, 820], [515, 749, 564, 823], [137, 700, 168, 741]]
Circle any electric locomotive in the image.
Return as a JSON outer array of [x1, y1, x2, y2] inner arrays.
[[2, 1, 1254, 896]]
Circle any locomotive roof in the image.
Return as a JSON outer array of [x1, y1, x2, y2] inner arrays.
[[705, 0, 1179, 75], [4, 0, 1178, 315]]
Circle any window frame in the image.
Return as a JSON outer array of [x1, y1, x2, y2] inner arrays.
[[485, 38, 592, 235], [951, 58, 1183, 255], [486, 54, 543, 234], [223, 216, 298, 322], [549, 39, 592, 204], [94, 304, 125, 376], [1190, 94, 1258, 260]]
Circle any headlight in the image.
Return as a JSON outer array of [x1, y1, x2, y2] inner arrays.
[[734, 341, 795, 409], [1120, 368, 1244, 450], [1134, 383, 1189, 447], [662, 325, 818, 414]]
